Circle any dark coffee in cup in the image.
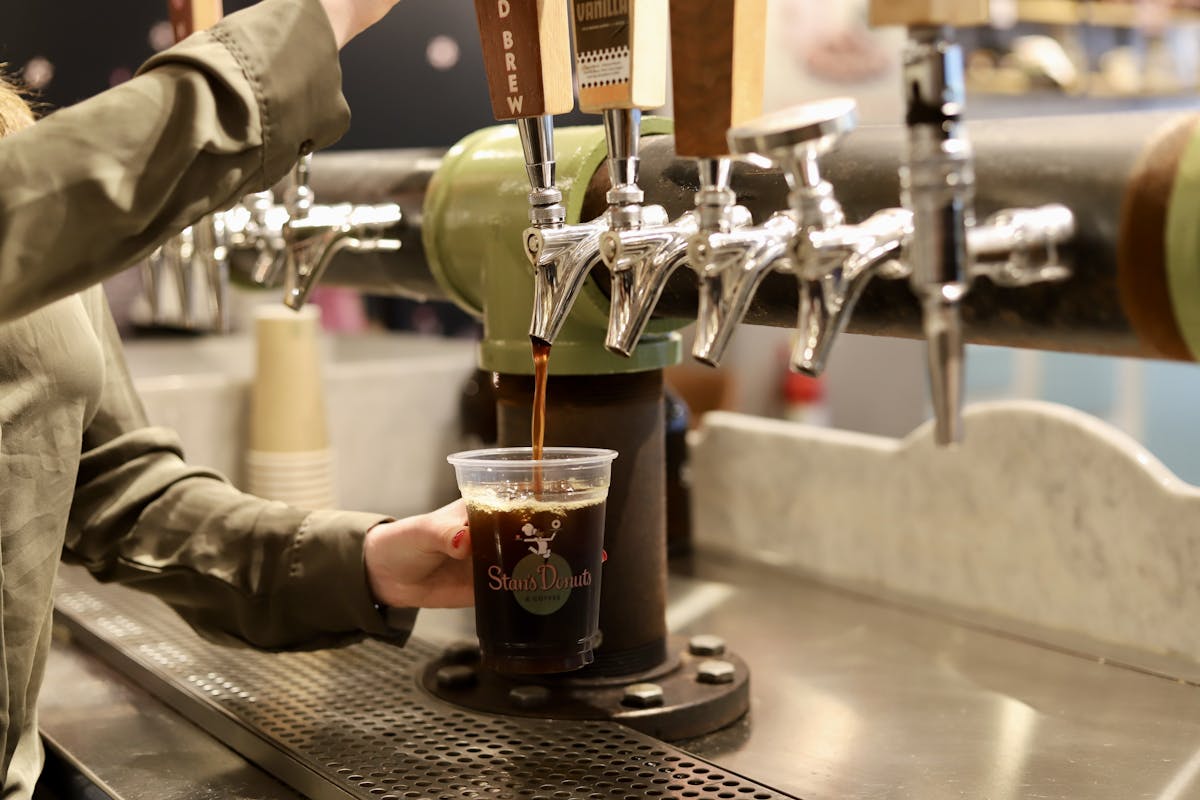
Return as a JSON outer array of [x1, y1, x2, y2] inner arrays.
[[466, 480, 606, 674], [448, 448, 616, 674]]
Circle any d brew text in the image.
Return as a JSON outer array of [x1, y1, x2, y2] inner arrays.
[[495, 0, 524, 114]]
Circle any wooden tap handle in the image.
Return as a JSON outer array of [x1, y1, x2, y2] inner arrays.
[[669, 0, 766, 159], [473, 0, 574, 120], [869, 0, 989, 27], [168, 0, 223, 42], [572, 0, 668, 113]]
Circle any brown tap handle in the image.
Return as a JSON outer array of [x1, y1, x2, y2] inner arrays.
[[572, 0, 668, 113], [168, 0, 223, 42], [869, 0, 989, 27], [669, 0, 766, 159], [473, 0, 574, 120]]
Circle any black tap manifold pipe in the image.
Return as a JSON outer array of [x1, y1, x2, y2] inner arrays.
[[299, 112, 1200, 364]]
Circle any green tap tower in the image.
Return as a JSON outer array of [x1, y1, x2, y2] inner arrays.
[[424, 120, 680, 377], [450, 0, 681, 682], [418, 0, 751, 741]]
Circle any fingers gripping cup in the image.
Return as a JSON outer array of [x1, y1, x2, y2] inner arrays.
[[447, 448, 617, 674]]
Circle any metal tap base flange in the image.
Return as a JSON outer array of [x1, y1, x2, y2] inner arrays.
[[421, 634, 750, 742]]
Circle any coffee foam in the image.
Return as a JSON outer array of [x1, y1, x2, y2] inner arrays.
[[461, 484, 606, 515]]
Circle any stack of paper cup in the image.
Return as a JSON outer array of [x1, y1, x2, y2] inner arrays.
[[245, 305, 337, 509]]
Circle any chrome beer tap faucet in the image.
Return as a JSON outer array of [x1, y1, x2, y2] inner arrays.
[[279, 153, 404, 311], [526, 0, 669, 346], [624, 156, 754, 364], [697, 98, 911, 370], [720, 93, 1073, 384], [240, 189, 287, 286], [900, 24, 974, 445], [191, 213, 231, 331], [142, 217, 232, 332], [281, 153, 315, 309], [526, 108, 673, 346], [690, 211, 797, 366], [867, 0, 1076, 444], [137, 0, 231, 333], [517, 113, 609, 346], [599, 206, 701, 357], [469, 0, 578, 344], [601, 0, 765, 359], [734, 101, 915, 375], [870, 0, 988, 445], [594, 104, 685, 356]]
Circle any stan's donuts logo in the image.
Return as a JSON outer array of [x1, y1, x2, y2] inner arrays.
[[487, 519, 593, 615]]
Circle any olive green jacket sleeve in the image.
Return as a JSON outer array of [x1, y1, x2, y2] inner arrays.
[[64, 289, 419, 648], [0, 0, 349, 325]]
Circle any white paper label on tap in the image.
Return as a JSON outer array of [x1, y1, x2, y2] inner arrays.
[[577, 45, 631, 89]]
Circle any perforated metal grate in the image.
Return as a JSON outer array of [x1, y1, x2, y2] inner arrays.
[[53, 567, 790, 800]]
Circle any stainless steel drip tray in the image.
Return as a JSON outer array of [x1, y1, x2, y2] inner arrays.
[[46, 557, 1200, 800], [48, 565, 787, 800]]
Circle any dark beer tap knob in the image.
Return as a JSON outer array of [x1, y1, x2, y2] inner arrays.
[[669, 0, 766, 211], [669, 0, 767, 153], [472, 0, 575, 225]]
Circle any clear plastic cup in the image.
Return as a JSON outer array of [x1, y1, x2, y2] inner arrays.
[[447, 447, 617, 674]]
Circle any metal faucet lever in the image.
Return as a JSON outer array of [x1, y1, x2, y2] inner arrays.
[[602, 210, 702, 357], [528, 108, 671, 347], [664, 0, 771, 365], [242, 190, 286, 286], [901, 25, 973, 445], [722, 90, 1073, 421], [142, 216, 231, 333], [724, 98, 911, 372], [793, 209, 913, 375], [603, 108, 648, 231], [516, 114, 580, 345], [601, 159, 756, 357], [969, 205, 1074, 287], [692, 213, 798, 366], [528, 205, 671, 347], [281, 153, 403, 311], [540, 0, 669, 350]]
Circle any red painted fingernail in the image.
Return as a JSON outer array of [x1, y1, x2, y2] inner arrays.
[[601, 549, 608, 563], [452, 529, 467, 549]]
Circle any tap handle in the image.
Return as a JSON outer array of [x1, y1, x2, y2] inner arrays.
[[868, 0, 988, 27], [168, 0, 223, 41], [669, 0, 767, 159], [572, 0, 668, 113], [728, 97, 856, 201], [728, 97, 856, 165], [472, 0, 573, 120]]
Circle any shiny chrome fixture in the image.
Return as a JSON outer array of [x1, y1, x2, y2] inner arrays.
[[141, 213, 230, 332], [527, 108, 673, 347]]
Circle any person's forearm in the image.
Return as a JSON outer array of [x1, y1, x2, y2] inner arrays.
[[66, 289, 412, 649]]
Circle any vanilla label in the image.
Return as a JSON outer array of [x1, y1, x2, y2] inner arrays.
[[573, 0, 631, 90]]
